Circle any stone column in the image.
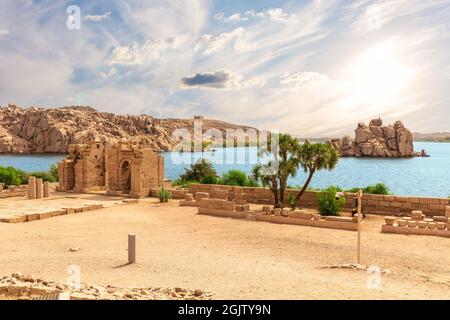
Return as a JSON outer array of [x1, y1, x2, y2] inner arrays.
[[43, 181, 50, 198], [28, 176, 36, 199], [36, 178, 43, 199]]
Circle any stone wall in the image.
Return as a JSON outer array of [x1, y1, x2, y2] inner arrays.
[[187, 184, 450, 217]]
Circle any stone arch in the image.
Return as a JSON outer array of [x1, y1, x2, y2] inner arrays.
[[119, 159, 132, 194]]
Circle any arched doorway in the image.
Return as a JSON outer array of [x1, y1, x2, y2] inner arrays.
[[120, 160, 131, 194]]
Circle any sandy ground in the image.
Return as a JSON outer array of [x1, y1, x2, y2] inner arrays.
[[0, 199, 449, 300]]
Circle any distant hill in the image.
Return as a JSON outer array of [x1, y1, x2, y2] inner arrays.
[[0, 104, 259, 154], [413, 132, 450, 142]]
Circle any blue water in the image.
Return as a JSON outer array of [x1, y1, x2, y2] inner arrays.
[[0, 142, 448, 197]]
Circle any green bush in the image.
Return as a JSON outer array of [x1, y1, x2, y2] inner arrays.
[[157, 187, 172, 203], [201, 174, 219, 185], [180, 159, 218, 182], [317, 186, 345, 216], [219, 170, 248, 186], [287, 194, 296, 210], [0, 166, 21, 187], [27, 171, 57, 183], [346, 183, 390, 195], [219, 170, 259, 187], [50, 163, 59, 182]]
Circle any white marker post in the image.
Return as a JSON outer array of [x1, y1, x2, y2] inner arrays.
[[128, 234, 136, 264], [357, 189, 363, 264]]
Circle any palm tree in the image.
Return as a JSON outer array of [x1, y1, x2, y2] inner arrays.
[[294, 141, 339, 205], [180, 158, 218, 182], [252, 133, 299, 208]]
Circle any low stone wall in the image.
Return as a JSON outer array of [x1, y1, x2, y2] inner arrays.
[[0, 185, 28, 199], [187, 184, 450, 217]]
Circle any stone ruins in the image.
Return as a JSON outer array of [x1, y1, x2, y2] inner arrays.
[[27, 176, 50, 199], [57, 141, 164, 198], [329, 118, 426, 157]]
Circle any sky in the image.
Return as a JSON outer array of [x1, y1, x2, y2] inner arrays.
[[0, 0, 449, 137]]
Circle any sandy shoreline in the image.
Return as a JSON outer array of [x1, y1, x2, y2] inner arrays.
[[0, 199, 449, 299]]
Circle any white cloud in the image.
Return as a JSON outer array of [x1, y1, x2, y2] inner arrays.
[[351, 0, 449, 33], [196, 27, 246, 56], [98, 67, 117, 78], [280, 72, 330, 90], [107, 36, 187, 66], [245, 8, 294, 22], [84, 11, 112, 22], [0, 29, 9, 36]]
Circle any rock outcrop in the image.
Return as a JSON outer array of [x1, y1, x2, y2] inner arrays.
[[329, 118, 421, 157], [0, 104, 258, 153]]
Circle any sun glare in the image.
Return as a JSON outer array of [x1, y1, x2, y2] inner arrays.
[[349, 43, 414, 103]]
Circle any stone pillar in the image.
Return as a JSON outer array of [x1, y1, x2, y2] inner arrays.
[[36, 178, 43, 199], [43, 181, 50, 198], [28, 176, 36, 199]]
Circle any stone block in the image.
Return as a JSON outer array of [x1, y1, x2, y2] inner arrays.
[[63, 208, 75, 214], [325, 216, 354, 223], [312, 213, 322, 221], [432, 216, 448, 223], [445, 206, 450, 218], [397, 219, 407, 227], [384, 216, 396, 226], [262, 206, 272, 213], [411, 210, 423, 219], [185, 193, 194, 201], [38, 212, 52, 220], [43, 182, 50, 198], [281, 208, 291, 217], [427, 222, 437, 230], [447, 222, 450, 230], [195, 192, 209, 202], [28, 176, 36, 199], [436, 222, 446, 230], [26, 213, 40, 222], [35, 178, 43, 199], [418, 221, 427, 229], [272, 208, 281, 216], [290, 210, 312, 220], [407, 221, 418, 228]]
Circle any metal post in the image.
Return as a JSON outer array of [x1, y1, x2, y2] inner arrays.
[[357, 190, 363, 264], [128, 234, 136, 264]]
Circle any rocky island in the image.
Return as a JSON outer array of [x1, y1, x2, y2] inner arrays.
[[329, 118, 427, 158], [0, 104, 258, 154]]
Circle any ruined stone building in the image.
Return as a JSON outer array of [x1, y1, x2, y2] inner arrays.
[[57, 141, 164, 198]]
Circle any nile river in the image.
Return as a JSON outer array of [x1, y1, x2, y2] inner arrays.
[[0, 142, 448, 198]]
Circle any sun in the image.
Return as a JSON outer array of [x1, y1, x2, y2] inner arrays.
[[349, 43, 414, 103]]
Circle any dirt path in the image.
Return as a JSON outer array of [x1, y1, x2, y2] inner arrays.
[[0, 199, 449, 299]]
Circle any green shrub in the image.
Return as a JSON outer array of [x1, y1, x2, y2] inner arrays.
[[50, 163, 59, 182], [201, 174, 218, 185], [345, 183, 390, 195], [219, 170, 248, 186], [317, 186, 345, 216], [287, 194, 296, 210], [180, 159, 218, 182], [28, 171, 57, 183], [157, 187, 172, 203], [0, 166, 21, 187]]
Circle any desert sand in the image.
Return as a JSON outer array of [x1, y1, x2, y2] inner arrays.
[[0, 198, 449, 299]]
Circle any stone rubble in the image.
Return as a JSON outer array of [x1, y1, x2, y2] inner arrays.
[[0, 274, 213, 300]]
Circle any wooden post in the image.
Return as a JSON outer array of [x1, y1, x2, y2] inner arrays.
[[128, 234, 136, 264], [357, 189, 363, 264]]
